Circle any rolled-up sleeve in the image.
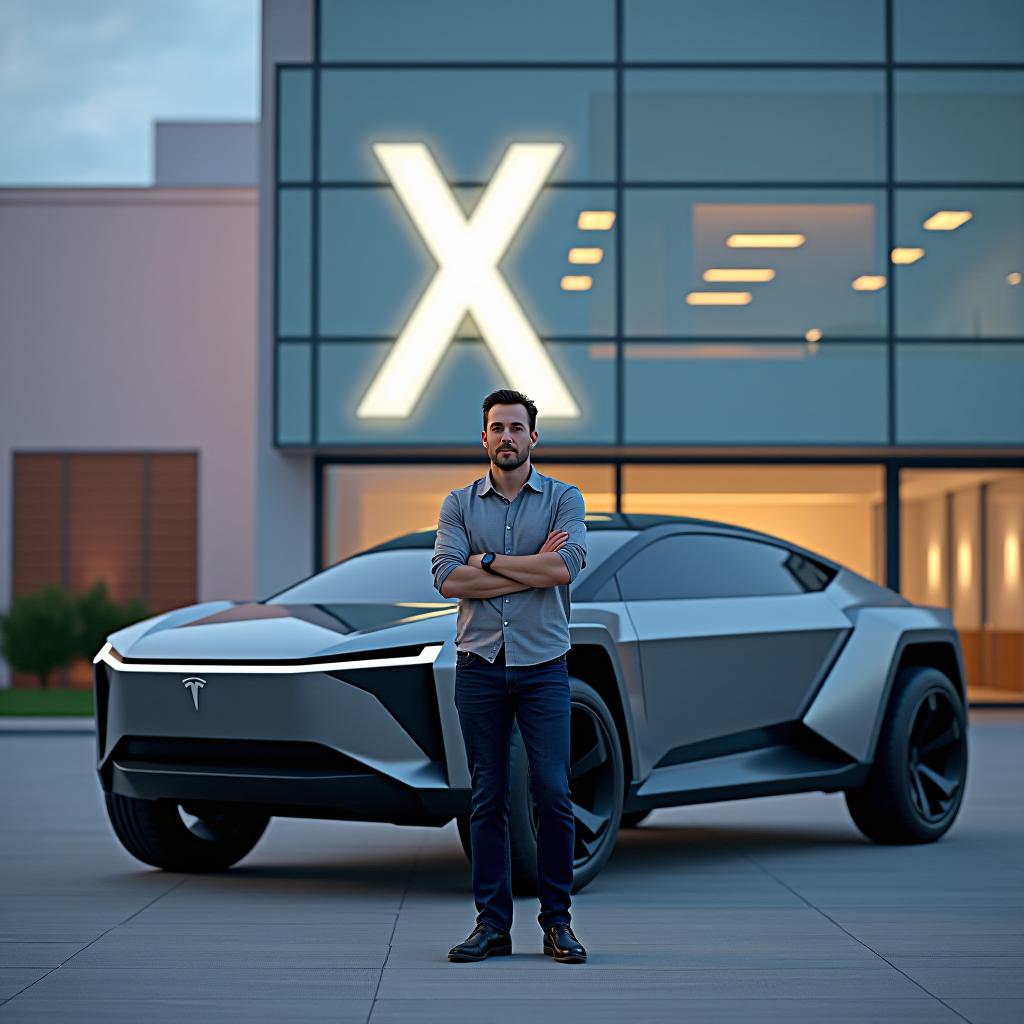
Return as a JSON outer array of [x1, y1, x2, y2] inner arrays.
[[432, 491, 470, 595], [553, 486, 587, 583]]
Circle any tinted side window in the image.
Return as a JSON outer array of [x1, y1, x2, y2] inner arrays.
[[617, 534, 822, 600]]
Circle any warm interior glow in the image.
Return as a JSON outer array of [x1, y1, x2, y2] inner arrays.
[[561, 275, 593, 291], [726, 233, 805, 248], [891, 247, 925, 264], [568, 247, 603, 264], [702, 268, 776, 282], [1008, 271, 1022, 286], [957, 539, 973, 589], [852, 275, 887, 291], [685, 291, 753, 305], [577, 210, 616, 230], [1005, 533, 1020, 587], [923, 210, 973, 231], [804, 328, 822, 343], [927, 542, 942, 593], [357, 141, 579, 419]]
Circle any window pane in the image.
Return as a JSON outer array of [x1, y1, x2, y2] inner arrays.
[[316, 341, 615, 445], [617, 534, 806, 600], [894, 0, 1024, 63], [896, 344, 1024, 444], [320, 463, 615, 564], [895, 72, 1024, 183], [625, 0, 885, 62], [320, 70, 615, 183], [623, 342, 888, 444], [276, 343, 311, 444], [625, 190, 888, 337], [622, 464, 886, 583], [278, 68, 312, 183], [895, 190, 1024, 338], [276, 189, 311, 336], [320, 0, 615, 62], [900, 468, 1024, 702], [625, 71, 885, 183], [319, 188, 616, 338]]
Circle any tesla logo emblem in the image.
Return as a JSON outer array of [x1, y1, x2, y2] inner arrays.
[[356, 142, 581, 420], [182, 677, 206, 711]]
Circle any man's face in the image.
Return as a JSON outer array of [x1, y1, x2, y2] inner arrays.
[[482, 403, 538, 471]]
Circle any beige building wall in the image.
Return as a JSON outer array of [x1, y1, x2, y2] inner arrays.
[[0, 186, 258, 685]]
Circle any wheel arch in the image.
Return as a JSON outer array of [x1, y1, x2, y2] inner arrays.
[[863, 631, 967, 765], [566, 642, 637, 792]]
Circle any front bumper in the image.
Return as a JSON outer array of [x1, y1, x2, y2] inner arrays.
[[93, 644, 470, 826]]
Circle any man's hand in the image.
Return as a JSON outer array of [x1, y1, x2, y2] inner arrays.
[[539, 530, 569, 554]]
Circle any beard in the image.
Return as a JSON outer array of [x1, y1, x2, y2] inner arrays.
[[490, 445, 530, 471]]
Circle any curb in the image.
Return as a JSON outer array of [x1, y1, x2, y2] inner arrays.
[[0, 717, 95, 734]]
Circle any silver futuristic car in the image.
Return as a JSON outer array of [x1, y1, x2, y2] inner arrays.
[[94, 513, 968, 893]]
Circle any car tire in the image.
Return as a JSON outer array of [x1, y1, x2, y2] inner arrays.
[[105, 792, 270, 871], [844, 665, 968, 844], [455, 676, 624, 896], [619, 810, 651, 829]]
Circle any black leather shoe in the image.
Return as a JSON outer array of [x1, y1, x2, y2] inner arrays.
[[447, 922, 512, 962], [543, 923, 587, 963]]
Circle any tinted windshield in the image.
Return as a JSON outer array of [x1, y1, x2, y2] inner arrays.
[[266, 529, 637, 604]]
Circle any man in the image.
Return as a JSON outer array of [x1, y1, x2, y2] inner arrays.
[[432, 388, 589, 965]]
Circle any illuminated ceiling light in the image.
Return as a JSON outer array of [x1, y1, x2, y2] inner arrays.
[[568, 247, 603, 265], [702, 268, 776, 282], [577, 210, 616, 230], [891, 247, 925, 264], [561, 275, 593, 291], [685, 291, 752, 305], [852, 275, 887, 291], [804, 328, 822, 343], [357, 142, 579, 419], [726, 233, 805, 248], [1008, 271, 1022, 286], [923, 210, 973, 231]]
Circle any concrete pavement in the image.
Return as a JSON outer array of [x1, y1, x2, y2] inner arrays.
[[1, 710, 1022, 1022]]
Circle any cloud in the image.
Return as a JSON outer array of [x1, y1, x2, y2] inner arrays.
[[0, 0, 259, 184]]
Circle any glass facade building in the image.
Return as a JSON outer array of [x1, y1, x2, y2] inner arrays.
[[268, 0, 1024, 701]]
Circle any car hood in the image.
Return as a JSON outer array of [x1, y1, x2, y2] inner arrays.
[[106, 600, 457, 664]]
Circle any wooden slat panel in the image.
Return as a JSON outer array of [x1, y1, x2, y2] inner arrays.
[[147, 453, 198, 612], [13, 454, 64, 595], [67, 454, 145, 603]]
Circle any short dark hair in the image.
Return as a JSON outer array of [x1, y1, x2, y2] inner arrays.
[[482, 388, 537, 432]]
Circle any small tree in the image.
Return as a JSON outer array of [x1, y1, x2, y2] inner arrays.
[[73, 581, 151, 662], [0, 585, 77, 689]]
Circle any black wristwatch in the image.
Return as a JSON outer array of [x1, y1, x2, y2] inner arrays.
[[480, 552, 497, 574]]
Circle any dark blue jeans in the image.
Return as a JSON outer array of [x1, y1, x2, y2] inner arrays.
[[454, 646, 574, 934]]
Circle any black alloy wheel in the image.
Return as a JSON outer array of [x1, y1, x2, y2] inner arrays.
[[907, 688, 967, 823], [845, 665, 967, 844], [105, 792, 270, 871]]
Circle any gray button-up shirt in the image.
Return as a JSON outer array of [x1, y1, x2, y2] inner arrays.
[[431, 466, 587, 666]]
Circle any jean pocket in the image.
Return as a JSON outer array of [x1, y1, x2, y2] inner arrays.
[[456, 650, 474, 667]]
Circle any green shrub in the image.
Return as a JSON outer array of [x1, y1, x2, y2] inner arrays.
[[0, 585, 77, 689], [0, 582, 153, 689]]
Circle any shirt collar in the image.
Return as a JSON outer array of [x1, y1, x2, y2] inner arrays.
[[477, 464, 545, 497]]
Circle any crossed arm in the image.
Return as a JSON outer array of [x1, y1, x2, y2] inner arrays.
[[431, 489, 587, 599]]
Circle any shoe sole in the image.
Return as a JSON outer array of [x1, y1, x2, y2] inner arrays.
[[448, 943, 512, 962], [543, 942, 587, 964]]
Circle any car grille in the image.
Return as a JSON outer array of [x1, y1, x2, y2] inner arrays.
[[111, 736, 374, 778]]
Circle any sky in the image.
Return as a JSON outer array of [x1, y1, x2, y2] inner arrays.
[[0, 0, 259, 185]]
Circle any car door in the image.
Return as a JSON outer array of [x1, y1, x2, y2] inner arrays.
[[618, 531, 851, 767]]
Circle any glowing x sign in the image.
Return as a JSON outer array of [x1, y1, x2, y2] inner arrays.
[[356, 142, 580, 419]]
